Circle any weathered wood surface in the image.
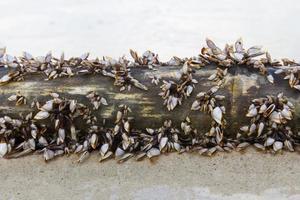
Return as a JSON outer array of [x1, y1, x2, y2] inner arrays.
[[0, 65, 299, 138]]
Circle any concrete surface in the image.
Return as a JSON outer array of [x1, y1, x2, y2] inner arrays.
[[0, 149, 300, 200]]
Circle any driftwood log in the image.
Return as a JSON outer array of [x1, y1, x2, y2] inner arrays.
[[0, 66, 300, 143], [1, 65, 299, 135], [0, 38, 300, 161]]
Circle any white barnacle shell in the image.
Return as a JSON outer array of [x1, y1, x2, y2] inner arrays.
[[191, 100, 200, 111], [100, 143, 109, 156], [90, 134, 98, 149], [235, 38, 244, 53], [38, 136, 48, 147], [41, 100, 53, 111], [50, 92, 59, 98], [31, 129, 37, 139], [147, 148, 160, 158], [8, 94, 17, 101], [69, 100, 77, 113], [269, 111, 282, 124], [257, 122, 264, 137], [240, 126, 249, 132], [259, 104, 267, 114], [167, 96, 178, 111], [284, 140, 294, 152], [186, 85, 193, 96], [294, 85, 300, 91], [43, 149, 55, 161], [247, 46, 264, 57], [34, 111, 50, 120], [273, 141, 283, 152], [254, 143, 265, 151], [124, 121, 130, 133], [212, 107, 222, 125], [206, 38, 218, 50], [0, 74, 12, 83], [173, 142, 181, 152], [93, 101, 101, 110], [208, 73, 217, 81], [159, 137, 168, 151], [249, 123, 257, 135], [100, 97, 108, 106], [0, 142, 8, 158], [274, 69, 284, 74], [246, 106, 257, 118], [267, 74, 274, 84], [281, 108, 292, 120], [28, 138, 36, 150], [115, 111, 122, 123], [265, 137, 275, 147], [115, 147, 125, 157], [146, 128, 155, 134], [58, 128, 66, 144], [232, 52, 244, 62]]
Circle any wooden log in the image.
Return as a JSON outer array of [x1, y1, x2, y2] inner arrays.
[[1, 65, 299, 140]]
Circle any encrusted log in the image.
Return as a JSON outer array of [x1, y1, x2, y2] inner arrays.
[[1, 38, 300, 161], [1, 65, 299, 137]]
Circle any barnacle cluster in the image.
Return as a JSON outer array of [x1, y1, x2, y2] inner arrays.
[[275, 66, 300, 91], [238, 93, 296, 152], [129, 49, 160, 68], [111, 61, 148, 91], [207, 68, 228, 86], [191, 86, 227, 145], [1, 38, 300, 91], [159, 62, 198, 111], [86, 91, 108, 110], [0, 94, 234, 162], [7, 91, 26, 106]]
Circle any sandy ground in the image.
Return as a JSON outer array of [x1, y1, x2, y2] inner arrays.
[[0, 149, 300, 200], [1, 0, 300, 199]]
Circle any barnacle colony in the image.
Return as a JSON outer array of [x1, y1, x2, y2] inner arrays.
[[0, 38, 299, 163]]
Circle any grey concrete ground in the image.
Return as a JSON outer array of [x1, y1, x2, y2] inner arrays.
[[1, 0, 300, 199], [0, 149, 300, 200]]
